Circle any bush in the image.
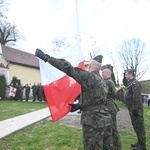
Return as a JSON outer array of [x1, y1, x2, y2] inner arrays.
[[0, 75, 7, 99], [11, 76, 21, 86]]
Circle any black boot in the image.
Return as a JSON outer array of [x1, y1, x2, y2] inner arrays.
[[131, 141, 139, 147], [132, 144, 147, 150]]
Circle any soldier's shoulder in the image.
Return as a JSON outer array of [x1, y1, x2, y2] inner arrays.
[[106, 78, 115, 85], [132, 79, 141, 87], [132, 79, 140, 84]]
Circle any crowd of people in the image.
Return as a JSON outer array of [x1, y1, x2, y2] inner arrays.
[[7, 82, 46, 102]]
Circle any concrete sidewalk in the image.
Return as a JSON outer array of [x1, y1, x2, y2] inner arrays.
[[0, 108, 50, 139]]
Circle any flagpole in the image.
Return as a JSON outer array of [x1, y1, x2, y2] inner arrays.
[[75, 0, 83, 103], [75, 0, 80, 36]]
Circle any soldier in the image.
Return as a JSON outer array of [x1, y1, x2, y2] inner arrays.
[[32, 82, 37, 101], [36, 83, 40, 101], [101, 65, 121, 150], [24, 84, 30, 101], [124, 69, 146, 150], [35, 49, 113, 150], [39, 83, 43, 102], [18, 84, 24, 101]]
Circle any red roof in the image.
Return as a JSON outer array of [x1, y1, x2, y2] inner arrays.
[[1, 45, 39, 69]]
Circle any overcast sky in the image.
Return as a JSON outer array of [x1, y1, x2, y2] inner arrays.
[[5, 0, 150, 81]]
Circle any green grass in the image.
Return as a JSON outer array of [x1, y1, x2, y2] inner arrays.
[[0, 100, 149, 150], [0, 120, 83, 150], [114, 100, 127, 110], [0, 100, 47, 121]]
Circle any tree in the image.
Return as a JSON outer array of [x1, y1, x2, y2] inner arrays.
[[0, 0, 7, 17], [0, 74, 7, 99], [86, 36, 101, 59], [0, 0, 21, 46], [51, 36, 70, 54], [11, 76, 21, 86], [0, 17, 21, 45], [118, 38, 149, 80]]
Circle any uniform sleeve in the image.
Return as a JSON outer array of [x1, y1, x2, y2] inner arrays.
[[48, 57, 89, 87], [107, 80, 116, 99], [132, 82, 141, 109]]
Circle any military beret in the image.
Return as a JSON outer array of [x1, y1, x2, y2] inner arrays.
[[126, 69, 136, 76], [93, 55, 103, 63], [101, 64, 113, 71]]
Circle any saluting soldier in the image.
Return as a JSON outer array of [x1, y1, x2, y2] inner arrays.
[[35, 49, 113, 150]]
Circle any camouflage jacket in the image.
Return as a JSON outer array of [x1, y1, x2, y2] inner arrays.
[[48, 57, 112, 127], [104, 78, 119, 115], [125, 79, 142, 110], [104, 78, 116, 100]]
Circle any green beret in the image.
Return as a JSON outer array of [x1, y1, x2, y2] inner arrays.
[[93, 55, 103, 63], [101, 64, 113, 72]]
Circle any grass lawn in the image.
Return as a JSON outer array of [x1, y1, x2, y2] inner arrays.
[[0, 101, 149, 150], [0, 100, 47, 121]]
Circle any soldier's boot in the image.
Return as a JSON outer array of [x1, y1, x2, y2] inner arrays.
[[35, 49, 50, 62], [132, 144, 147, 150], [131, 141, 139, 147]]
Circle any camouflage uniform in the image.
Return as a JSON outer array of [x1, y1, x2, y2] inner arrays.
[[18, 84, 24, 101], [36, 83, 40, 101], [46, 57, 113, 150], [25, 84, 30, 101], [104, 78, 121, 150], [125, 79, 146, 147], [39, 83, 43, 101], [32, 84, 37, 101]]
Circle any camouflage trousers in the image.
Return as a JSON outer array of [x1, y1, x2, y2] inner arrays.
[[82, 124, 113, 150], [111, 113, 122, 150], [129, 108, 146, 145]]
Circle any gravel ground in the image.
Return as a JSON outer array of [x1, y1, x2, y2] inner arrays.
[[56, 109, 133, 132]]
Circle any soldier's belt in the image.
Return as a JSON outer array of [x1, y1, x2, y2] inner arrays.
[[82, 105, 105, 111]]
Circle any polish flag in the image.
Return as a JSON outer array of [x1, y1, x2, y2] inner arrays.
[[9, 86, 16, 97], [39, 38, 85, 122]]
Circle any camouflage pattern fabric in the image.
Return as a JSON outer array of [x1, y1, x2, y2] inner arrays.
[[104, 78, 121, 150], [48, 57, 113, 150], [32, 84, 37, 101], [125, 79, 146, 146], [25, 85, 30, 101], [39, 84, 43, 101]]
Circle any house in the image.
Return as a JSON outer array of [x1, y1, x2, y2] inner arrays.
[[0, 44, 41, 85], [0, 44, 90, 86]]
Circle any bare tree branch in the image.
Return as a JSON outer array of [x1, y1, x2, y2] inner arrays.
[[0, 18, 20, 45], [51, 36, 70, 54], [118, 38, 148, 80]]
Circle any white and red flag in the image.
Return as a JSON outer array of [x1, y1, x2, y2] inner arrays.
[[9, 86, 16, 97], [39, 39, 85, 121]]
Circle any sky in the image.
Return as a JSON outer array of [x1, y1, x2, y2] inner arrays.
[[4, 0, 150, 82]]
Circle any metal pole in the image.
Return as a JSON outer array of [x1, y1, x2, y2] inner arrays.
[[75, 0, 80, 36]]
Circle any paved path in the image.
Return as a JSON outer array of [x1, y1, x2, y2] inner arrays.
[[0, 108, 50, 139], [0, 107, 133, 140]]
